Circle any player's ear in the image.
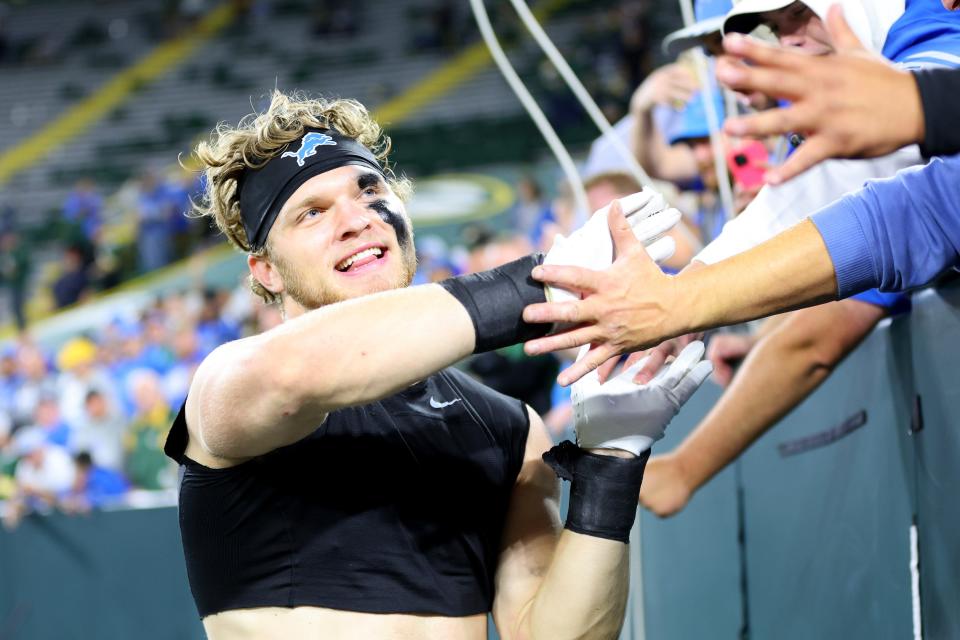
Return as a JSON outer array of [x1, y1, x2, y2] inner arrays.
[[248, 254, 285, 295]]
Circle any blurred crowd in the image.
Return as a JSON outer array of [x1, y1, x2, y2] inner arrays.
[[0, 282, 283, 528], [2, 0, 958, 528]]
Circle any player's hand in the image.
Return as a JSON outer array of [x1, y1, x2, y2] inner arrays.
[[706, 332, 757, 387], [572, 341, 712, 456], [716, 5, 923, 184], [524, 204, 687, 386], [638, 453, 695, 517], [542, 188, 680, 305]]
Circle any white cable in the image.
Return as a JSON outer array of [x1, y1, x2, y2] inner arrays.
[[506, 0, 654, 189], [677, 0, 736, 222], [468, 0, 589, 217]]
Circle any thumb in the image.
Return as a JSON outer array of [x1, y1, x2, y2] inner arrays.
[[608, 200, 641, 259], [826, 4, 864, 51]]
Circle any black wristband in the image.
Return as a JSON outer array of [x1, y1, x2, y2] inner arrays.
[[913, 68, 960, 158], [543, 440, 649, 544], [438, 253, 549, 353]]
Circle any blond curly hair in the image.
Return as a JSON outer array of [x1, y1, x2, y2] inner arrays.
[[193, 90, 412, 303]]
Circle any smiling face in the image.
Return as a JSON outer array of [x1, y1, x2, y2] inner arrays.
[[759, 1, 833, 55], [248, 165, 417, 317]]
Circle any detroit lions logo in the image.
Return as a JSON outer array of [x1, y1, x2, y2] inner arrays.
[[281, 132, 337, 166]]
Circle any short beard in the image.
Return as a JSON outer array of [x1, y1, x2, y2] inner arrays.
[[271, 242, 418, 312]]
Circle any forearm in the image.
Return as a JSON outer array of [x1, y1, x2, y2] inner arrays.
[[676, 300, 878, 492], [675, 315, 836, 491], [671, 220, 837, 337], [632, 109, 697, 183], [812, 154, 960, 296], [522, 531, 629, 640], [261, 283, 475, 408]]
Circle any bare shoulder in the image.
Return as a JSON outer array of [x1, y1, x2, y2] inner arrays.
[[183, 336, 265, 468]]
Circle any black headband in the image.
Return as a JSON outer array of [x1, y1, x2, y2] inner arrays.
[[238, 128, 385, 251]]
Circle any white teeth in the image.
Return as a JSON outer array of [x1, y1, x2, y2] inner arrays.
[[337, 247, 383, 271]]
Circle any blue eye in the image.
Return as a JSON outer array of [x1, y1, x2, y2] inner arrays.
[[302, 208, 323, 221]]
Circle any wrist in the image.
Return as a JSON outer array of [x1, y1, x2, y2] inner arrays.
[[902, 71, 925, 148], [586, 447, 638, 459]]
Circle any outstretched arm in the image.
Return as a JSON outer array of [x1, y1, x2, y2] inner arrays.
[[640, 299, 883, 517], [494, 347, 711, 639], [188, 192, 680, 462]]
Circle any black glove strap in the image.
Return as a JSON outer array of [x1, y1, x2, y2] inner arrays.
[[438, 253, 549, 353], [543, 440, 650, 544]]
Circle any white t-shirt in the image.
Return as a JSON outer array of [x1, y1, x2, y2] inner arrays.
[[695, 145, 923, 264], [15, 444, 76, 494]]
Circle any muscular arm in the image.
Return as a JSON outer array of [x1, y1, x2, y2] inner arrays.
[[188, 284, 475, 460], [493, 409, 631, 640], [641, 299, 884, 515]]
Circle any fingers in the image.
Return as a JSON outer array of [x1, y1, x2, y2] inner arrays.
[[645, 236, 676, 264], [631, 207, 681, 245], [619, 352, 653, 384], [673, 359, 714, 402], [724, 105, 803, 139], [825, 4, 863, 51], [633, 341, 676, 384], [722, 33, 803, 70], [524, 324, 601, 357], [609, 202, 645, 258], [617, 190, 656, 218], [662, 340, 706, 389], [557, 343, 621, 386], [716, 57, 806, 102], [524, 298, 589, 325], [596, 353, 622, 384], [763, 136, 834, 184], [531, 264, 601, 297], [710, 359, 735, 387]]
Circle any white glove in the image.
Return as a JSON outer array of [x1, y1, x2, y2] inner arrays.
[[543, 187, 682, 304], [572, 341, 713, 456]]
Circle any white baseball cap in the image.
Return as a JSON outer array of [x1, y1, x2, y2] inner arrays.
[[723, 0, 821, 35]]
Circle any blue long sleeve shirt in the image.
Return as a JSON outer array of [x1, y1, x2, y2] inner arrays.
[[812, 154, 960, 298]]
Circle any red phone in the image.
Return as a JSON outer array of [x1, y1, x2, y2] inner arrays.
[[727, 141, 768, 190]]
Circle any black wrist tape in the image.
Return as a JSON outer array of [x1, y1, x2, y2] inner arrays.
[[543, 440, 650, 544], [438, 253, 549, 353]]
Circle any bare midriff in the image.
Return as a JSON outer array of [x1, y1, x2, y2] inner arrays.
[[203, 606, 488, 640]]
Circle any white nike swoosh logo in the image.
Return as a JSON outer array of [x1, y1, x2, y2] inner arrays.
[[429, 397, 461, 409]]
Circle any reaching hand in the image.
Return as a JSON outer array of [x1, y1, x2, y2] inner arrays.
[[637, 453, 695, 517], [705, 332, 757, 387], [542, 189, 680, 305], [716, 5, 924, 184], [524, 202, 685, 386], [572, 341, 712, 456]]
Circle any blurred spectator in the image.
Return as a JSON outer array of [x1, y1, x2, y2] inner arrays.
[[52, 245, 91, 309], [123, 369, 174, 490], [162, 322, 202, 408], [62, 178, 103, 249], [60, 451, 129, 513], [629, 62, 702, 184], [72, 390, 126, 472], [21, 396, 72, 449], [56, 336, 115, 429], [136, 170, 174, 273], [0, 227, 31, 331], [3, 429, 75, 529], [11, 345, 57, 429], [511, 176, 554, 246]]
